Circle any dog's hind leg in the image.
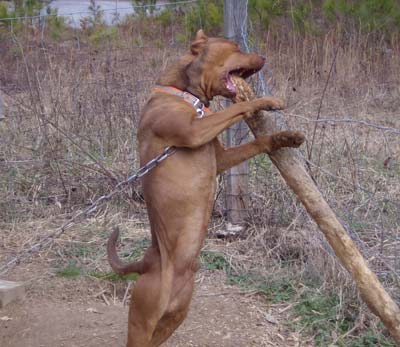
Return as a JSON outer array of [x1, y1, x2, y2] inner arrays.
[[126, 258, 175, 347], [150, 276, 195, 346], [151, 262, 198, 347], [125, 272, 162, 346], [149, 248, 200, 346]]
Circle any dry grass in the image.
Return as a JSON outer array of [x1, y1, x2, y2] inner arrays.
[[0, 15, 399, 345]]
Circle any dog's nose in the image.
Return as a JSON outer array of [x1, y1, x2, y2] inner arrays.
[[258, 55, 266, 67]]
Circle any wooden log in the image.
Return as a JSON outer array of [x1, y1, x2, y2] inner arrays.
[[232, 76, 400, 342]]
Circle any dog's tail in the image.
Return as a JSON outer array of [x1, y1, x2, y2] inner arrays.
[[107, 228, 146, 275]]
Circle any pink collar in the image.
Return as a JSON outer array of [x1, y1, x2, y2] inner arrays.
[[152, 85, 210, 118]]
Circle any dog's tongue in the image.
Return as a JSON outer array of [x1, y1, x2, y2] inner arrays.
[[226, 73, 237, 94]]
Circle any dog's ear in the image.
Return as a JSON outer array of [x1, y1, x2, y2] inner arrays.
[[191, 29, 208, 55], [195, 29, 208, 41]]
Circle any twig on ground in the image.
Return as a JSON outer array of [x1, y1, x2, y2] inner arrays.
[[122, 281, 132, 307]]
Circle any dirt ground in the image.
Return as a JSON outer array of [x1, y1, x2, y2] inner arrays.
[[0, 265, 307, 347]]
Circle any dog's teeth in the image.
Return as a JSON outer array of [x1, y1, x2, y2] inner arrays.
[[226, 73, 237, 93]]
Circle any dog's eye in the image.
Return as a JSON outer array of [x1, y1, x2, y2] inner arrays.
[[233, 43, 240, 51]]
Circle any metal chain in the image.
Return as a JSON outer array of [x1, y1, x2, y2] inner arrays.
[[0, 146, 177, 275]]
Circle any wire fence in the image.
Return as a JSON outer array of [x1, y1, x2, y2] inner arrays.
[[0, 0, 198, 21], [0, 0, 399, 296]]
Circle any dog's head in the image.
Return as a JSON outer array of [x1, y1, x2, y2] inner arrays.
[[184, 30, 265, 103]]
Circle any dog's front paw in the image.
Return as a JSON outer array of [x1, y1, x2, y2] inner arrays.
[[271, 130, 305, 151], [254, 97, 285, 112]]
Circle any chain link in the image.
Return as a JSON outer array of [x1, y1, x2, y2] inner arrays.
[[0, 146, 177, 275]]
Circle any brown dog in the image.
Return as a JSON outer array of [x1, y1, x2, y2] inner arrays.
[[107, 30, 304, 347]]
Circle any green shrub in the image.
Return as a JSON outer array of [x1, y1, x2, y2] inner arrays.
[[132, 0, 157, 17], [47, 8, 67, 41], [18, 0, 42, 16], [89, 26, 118, 45], [322, 0, 400, 34], [249, 0, 285, 30], [0, 1, 9, 19], [155, 8, 173, 28], [185, 0, 223, 36]]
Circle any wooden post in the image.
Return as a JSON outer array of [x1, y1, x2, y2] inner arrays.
[[224, 0, 249, 225], [233, 77, 400, 343]]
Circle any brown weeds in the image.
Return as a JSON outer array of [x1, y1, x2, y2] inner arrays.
[[0, 17, 399, 343]]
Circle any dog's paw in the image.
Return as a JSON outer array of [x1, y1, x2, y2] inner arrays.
[[256, 97, 285, 111], [271, 130, 305, 150]]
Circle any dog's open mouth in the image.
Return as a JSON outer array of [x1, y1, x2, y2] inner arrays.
[[225, 67, 260, 95]]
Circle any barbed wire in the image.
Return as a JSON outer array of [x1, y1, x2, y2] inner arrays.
[[235, 2, 399, 282], [0, 0, 198, 22], [1, 0, 399, 281], [286, 113, 400, 135], [299, 154, 400, 208]]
